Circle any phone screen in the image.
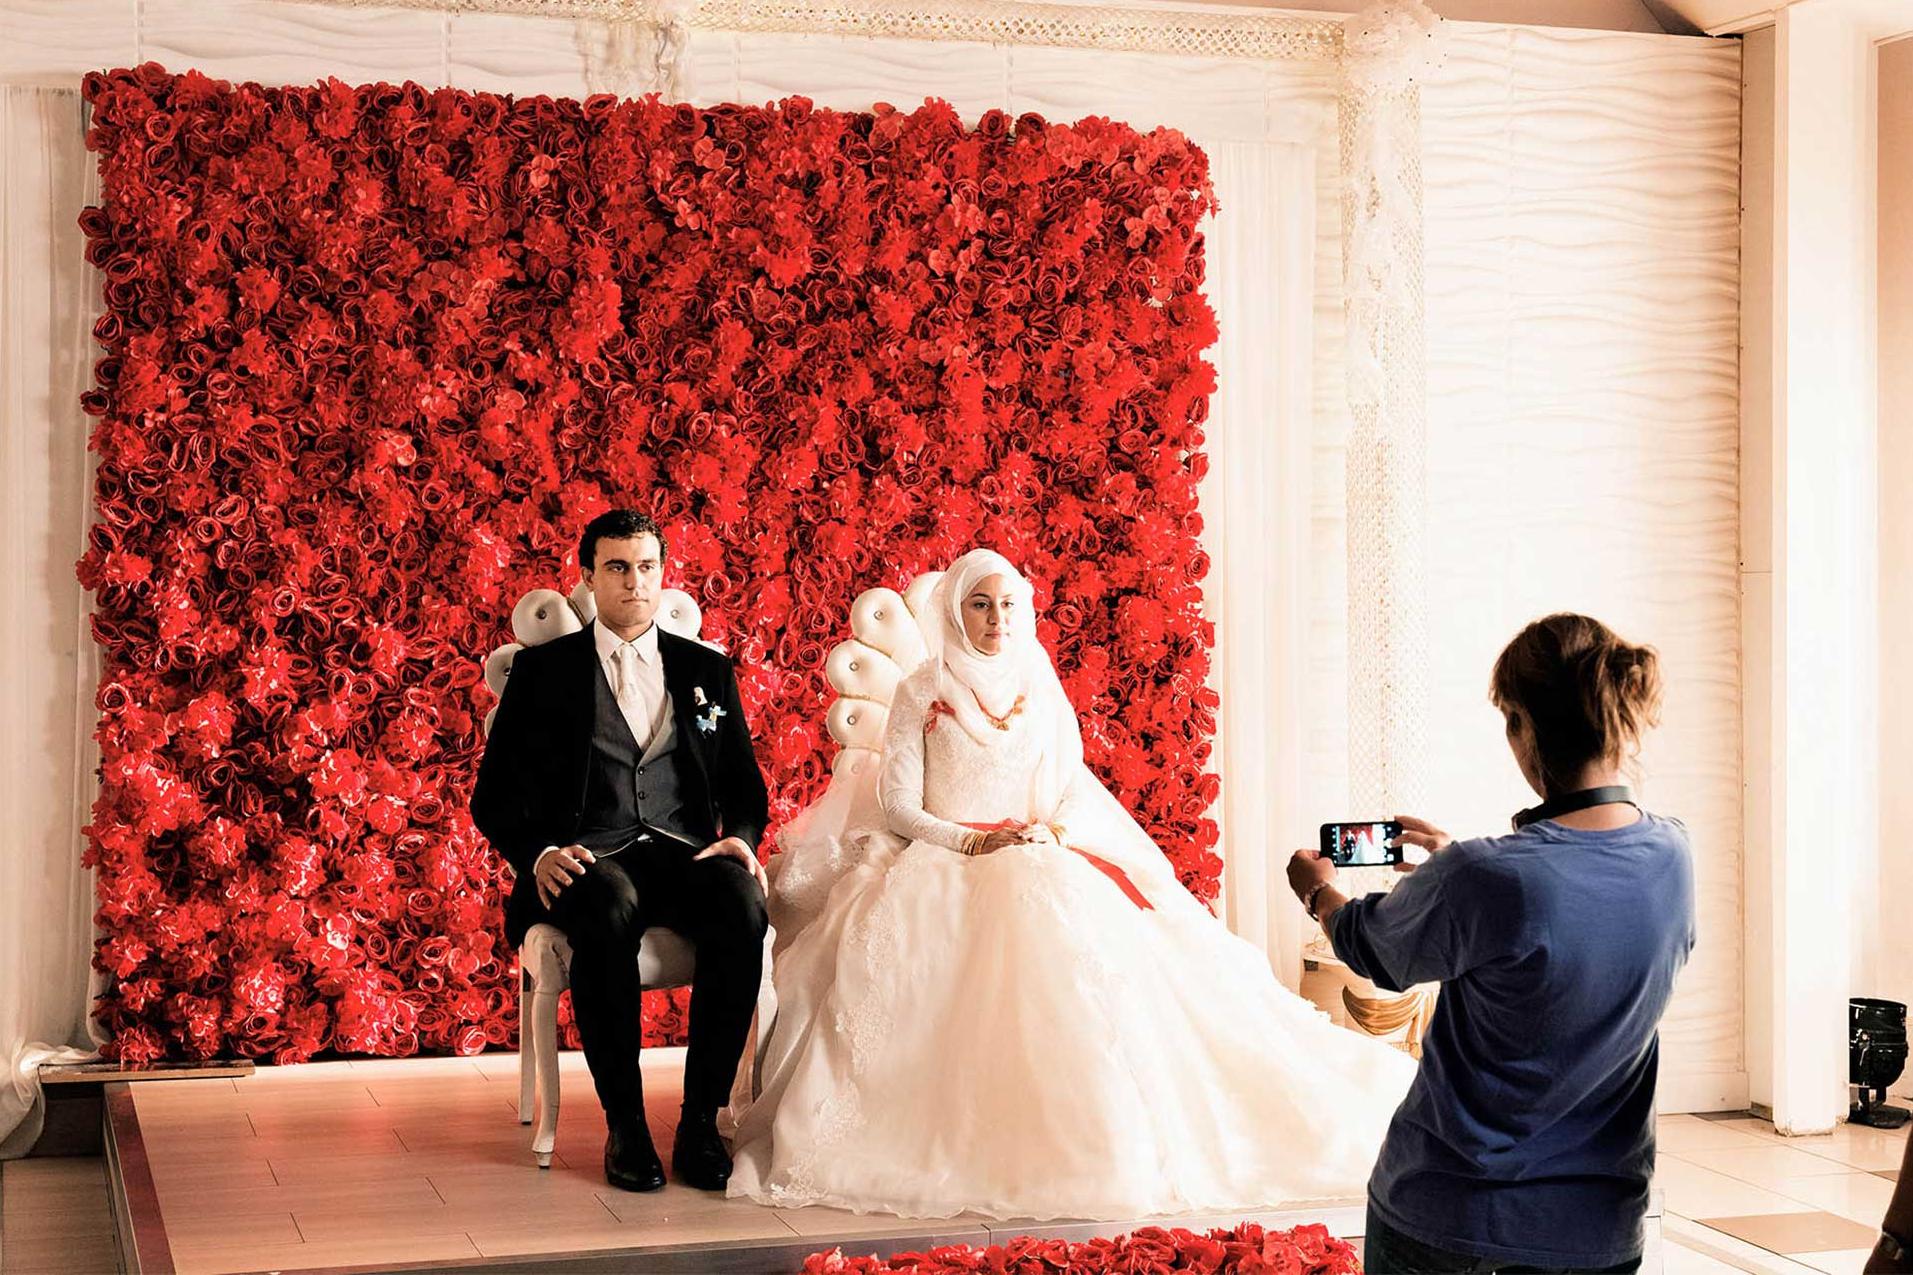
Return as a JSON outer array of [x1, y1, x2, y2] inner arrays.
[[1319, 821, 1404, 867]]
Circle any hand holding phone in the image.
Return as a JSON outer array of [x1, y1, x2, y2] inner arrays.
[[1388, 815, 1452, 874], [1318, 820, 1405, 867]]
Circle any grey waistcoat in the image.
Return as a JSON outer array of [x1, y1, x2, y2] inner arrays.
[[577, 656, 707, 852]]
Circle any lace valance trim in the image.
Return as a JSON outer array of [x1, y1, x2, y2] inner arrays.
[[295, 0, 1344, 63]]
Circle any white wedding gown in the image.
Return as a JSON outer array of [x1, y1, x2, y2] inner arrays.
[[727, 666, 1417, 1220]]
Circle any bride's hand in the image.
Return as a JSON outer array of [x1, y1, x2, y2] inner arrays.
[[1018, 822, 1059, 846], [973, 829, 1025, 855]]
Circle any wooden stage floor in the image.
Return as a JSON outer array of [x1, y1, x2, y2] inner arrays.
[[109, 1052, 1369, 1273]]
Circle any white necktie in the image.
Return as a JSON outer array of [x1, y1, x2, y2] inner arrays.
[[613, 643, 650, 748]]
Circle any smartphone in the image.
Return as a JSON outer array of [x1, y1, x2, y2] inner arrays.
[[1319, 820, 1405, 867]]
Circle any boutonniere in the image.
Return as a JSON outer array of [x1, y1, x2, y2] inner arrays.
[[692, 685, 727, 735]]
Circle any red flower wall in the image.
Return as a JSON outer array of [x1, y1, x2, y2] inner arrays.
[[77, 64, 1222, 1062]]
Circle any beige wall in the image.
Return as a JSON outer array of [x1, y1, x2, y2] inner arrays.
[[1264, 0, 1673, 32], [1296, 23, 1746, 1111], [1877, 34, 1913, 1099], [1741, 5, 1913, 1125], [1742, 21, 1776, 1112]]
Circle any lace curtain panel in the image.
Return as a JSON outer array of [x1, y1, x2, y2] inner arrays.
[[0, 85, 103, 1155]]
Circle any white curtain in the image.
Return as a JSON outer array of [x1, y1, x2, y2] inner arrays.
[[1202, 142, 1318, 991], [0, 85, 102, 1155]]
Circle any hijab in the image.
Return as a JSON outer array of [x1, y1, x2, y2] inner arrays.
[[925, 549, 1083, 812]]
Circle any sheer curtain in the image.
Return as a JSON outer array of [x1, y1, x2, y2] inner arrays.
[[0, 85, 102, 1155], [1202, 142, 1318, 991]]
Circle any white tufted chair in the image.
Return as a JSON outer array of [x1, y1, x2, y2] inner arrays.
[[753, 571, 947, 947], [815, 571, 945, 777], [482, 581, 763, 1168]]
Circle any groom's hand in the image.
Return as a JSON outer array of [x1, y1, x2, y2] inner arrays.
[[695, 836, 767, 896], [535, 844, 595, 909]]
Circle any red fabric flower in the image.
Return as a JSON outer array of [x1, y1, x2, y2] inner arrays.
[[79, 67, 1219, 1061], [800, 1223, 1359, 1275]]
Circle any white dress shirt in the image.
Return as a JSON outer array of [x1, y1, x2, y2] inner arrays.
[[594, 619, 674, 755], [535, 620, 676, 876]]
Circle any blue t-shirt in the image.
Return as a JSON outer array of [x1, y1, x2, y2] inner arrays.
[[1328, 813, 1694, 1269]]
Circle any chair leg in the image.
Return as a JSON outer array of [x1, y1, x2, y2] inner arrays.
[[517, 970, 534, 1126], [530, 988, 562, 1168]]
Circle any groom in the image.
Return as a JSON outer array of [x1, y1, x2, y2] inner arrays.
[[471, 509, 770, 1192]]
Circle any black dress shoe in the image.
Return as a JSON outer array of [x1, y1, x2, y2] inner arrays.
[[670, 1120, 733, 1191], [604, 1122, 665, 1193]]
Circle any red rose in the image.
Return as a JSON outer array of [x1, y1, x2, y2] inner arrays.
[[79, 69, 1221, 1060]]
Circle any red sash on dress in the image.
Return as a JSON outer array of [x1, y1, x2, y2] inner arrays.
[[958, 819, 1153, 911]]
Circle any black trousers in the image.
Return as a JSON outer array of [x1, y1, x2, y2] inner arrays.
[[544, 846, 767, 1128]]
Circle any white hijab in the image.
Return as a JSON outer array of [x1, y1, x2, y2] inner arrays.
[[927, 550, 1083, 813], [770, 550, 1181, 936]]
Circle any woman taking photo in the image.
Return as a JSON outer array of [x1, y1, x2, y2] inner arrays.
[[1289, 613, 1695, 1274]]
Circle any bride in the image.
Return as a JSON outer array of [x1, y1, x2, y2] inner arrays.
[[727, 549, 1415, 1220]]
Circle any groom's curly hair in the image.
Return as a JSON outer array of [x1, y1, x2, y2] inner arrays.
[[579, 509, 667, 571]]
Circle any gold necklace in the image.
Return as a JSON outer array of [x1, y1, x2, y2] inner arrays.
[[971, 689, 1026, 731]]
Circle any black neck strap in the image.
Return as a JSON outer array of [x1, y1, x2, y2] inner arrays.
[[1513, 785, 1636, 830]]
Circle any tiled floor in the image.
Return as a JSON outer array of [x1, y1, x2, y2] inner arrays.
[[1655, 1108, 1910, 1273], [5, 1054, 1368, 1274], [1, 1065, 1906, 1274]]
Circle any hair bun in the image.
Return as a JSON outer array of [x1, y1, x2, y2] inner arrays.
[[1492, 613, 1662, 791]]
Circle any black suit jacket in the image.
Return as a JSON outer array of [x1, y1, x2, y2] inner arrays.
[[471, 621, 770, 947]]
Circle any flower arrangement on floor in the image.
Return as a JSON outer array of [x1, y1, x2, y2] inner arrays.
[[77, 64, 1223, 1063], [802, 1223, 1362, 1274]]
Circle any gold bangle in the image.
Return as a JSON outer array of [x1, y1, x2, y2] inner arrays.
[[1047, 822, 1067, 845]]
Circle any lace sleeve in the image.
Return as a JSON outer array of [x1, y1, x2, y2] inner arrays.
[[1045, 766, 1097, 841], [877, 671, 975, 852]]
